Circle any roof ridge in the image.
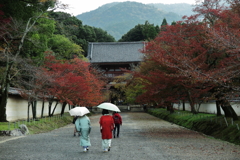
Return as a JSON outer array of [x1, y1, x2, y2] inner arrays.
[[88, 41, 145, 45]]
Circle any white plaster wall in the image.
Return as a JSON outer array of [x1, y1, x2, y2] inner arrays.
[[5, 96, 240, 121], [6, 96, 70, 122], [173, 101, 240, 116]]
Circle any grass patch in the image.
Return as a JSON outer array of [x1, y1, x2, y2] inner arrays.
[[0, 113, 73, 135], [27, 115, 73, 134], [148, 108, 240, 146]]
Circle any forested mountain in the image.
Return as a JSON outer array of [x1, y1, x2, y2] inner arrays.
[[76, 2, 194, 40], [148, 3, 194, 17]]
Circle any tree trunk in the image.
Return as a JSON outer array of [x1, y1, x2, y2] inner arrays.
[[27, 102, 31, 122], [51, 101, 59, 116], [31, 101, 37, 120], [216, 100, 222, 116], [166, 102, 174, 113], [182, 100, 185, 111], [41, 99, 45, 118], [196, 102, 202, 113], [220, 99, 238, 120], [167, 105, 174, 113], [61, 102, 67, 116], [0, 88, 8, 122], [186, 90, 197, 114], [48, 100, 53, 116], [0, 63, 12, 122]]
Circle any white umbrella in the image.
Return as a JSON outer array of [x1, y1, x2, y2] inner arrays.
[[69, 107, 90, 116], [97, 102, 121, 112]]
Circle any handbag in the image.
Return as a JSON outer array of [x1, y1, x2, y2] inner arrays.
[[77, 120, 81, 132], [89, 127, 91, 134]]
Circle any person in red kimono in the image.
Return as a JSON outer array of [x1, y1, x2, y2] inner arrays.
[[112, 112, 122, 138], [99, 109, 115, 152]]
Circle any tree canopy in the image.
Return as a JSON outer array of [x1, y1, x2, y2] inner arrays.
[[48, 12, 116, 56], [1, 0, 240, 122], [118, 21, 160, 42], [0, 0, 113, 121], [126, 0, 240, 119], [41, 56, 105, 107]]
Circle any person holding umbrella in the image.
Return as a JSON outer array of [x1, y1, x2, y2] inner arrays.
[[97, 102, 121, 152], [69, 107, 91, 152], [99, 109, 115, 152]]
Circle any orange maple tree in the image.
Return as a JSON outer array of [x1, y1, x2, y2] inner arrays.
[[130, 0, 240, 119], [40, 55, 105, 115], [134, 21, 213, 113]]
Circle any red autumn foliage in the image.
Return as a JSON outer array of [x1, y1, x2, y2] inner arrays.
[[138, 22, 214, 109], [40, 56, 105, 107], [203, 0, 240, 88], [130, 0, 240, 117]]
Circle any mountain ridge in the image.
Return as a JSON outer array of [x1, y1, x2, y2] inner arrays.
[[76, 2, 194, 40]]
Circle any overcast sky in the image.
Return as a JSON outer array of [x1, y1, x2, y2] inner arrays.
[[57, 0, 199, 16]]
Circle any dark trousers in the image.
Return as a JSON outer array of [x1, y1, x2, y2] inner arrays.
[[113, 123, 120, 137]]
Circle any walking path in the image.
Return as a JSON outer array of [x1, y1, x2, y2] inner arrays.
[[0, 112, 240, 160]]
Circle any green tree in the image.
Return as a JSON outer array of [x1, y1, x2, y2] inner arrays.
[[0, 0, 61, 122], [47, 34, 84, 59], [22, 14, 56, 60], [93, 27, 116, 42], [171, 21, 177, 25], [161, 18, 168, 26], [48, 12, 115, 56], [142, 21, 160, 41], [119, 24, 144, 42], [48, 12, 82, 40], [160, 18, 168, 31], [125, 77, 145, 104], [119, 21, 159, 42], [1, 0, 55, 21]]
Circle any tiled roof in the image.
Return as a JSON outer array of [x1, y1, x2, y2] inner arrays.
[[87, 42, 145, 63], [8, 87, 20, 95]]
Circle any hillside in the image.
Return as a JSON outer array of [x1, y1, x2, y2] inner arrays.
[[76, 2, 193, 41], [148, 3, 194, 17]]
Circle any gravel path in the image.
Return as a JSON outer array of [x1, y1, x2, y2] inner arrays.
[[0, 112, 240, 160]]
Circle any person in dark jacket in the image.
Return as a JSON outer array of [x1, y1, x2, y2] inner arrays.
[[112, 111, 122, 138]]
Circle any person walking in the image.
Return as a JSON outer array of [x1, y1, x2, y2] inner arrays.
[[75, 115, 91, 152], [99, 109, 114, 153], [112, 111, 122, 138]]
